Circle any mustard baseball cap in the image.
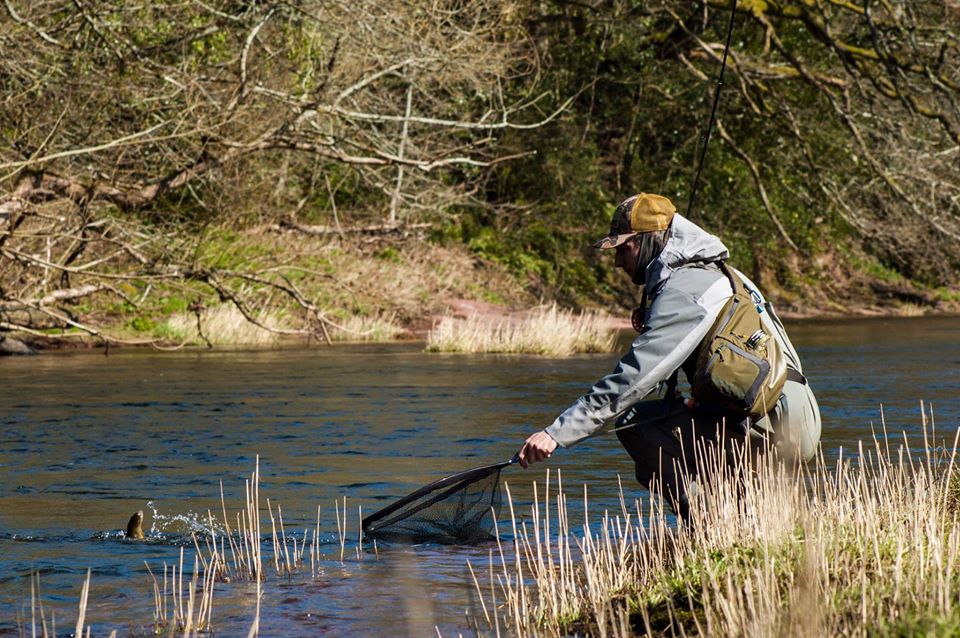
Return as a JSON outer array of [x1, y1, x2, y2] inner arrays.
[[594, 193, 676, 250]]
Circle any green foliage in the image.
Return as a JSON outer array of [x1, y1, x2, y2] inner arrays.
[[471, 1, 929, 304], [152, 322, 188, 342], [850, 253, 905, 283], [465, 283, 507, 306], [128, 316, 156, 332], [469, 116, 612, 301], [197, 229, 274, 270], [374, 246, 402, 263], [874, 615, 960, 638], [933, 287, 960, 303], [160, 296, 189, 315]]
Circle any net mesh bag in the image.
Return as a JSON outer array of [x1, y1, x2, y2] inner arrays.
[[362, 459, 512, 544]]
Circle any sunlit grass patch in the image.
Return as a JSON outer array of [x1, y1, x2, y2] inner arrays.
[[327, 313, 406, 342], [425, 304, 617, 356], [164, 304, 285, 346]]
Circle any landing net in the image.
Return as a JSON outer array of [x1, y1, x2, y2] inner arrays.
[[362, 457, 515, 544]]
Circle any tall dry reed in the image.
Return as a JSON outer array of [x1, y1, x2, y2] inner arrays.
[[471, 409, 960, 637], [326, 313, 405, 342], [426, 304, 617, 356], [20, 455, 373, 637], [145, 547, 217, 635]]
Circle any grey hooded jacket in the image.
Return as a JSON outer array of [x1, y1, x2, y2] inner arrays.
[[544, 214, 819, 458]]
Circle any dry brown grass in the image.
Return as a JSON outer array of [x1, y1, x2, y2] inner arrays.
[[426, 304, 617, 356], [469, 408, 960, 637], [164, 304, 286, 346], [326, 313, 405, 342]]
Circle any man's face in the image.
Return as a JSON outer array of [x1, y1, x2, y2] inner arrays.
[[613, 236, 640, 279]]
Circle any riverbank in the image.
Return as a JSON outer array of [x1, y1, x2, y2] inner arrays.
[[2, 228, 958, 354], [481, 414, 960, 637]]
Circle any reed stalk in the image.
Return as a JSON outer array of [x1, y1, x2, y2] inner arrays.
[[266, 498, 281, 575], [30, 571, 50, 638], [73, 568, 90, 638], [310, 505, 321, 577], [335, 496, 348, 563], [144, 548, 217, 636], [164, 303, 285, 346], [247, 577, 261, 638]]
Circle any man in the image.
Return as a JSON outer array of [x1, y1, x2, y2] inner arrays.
[[517, 193, 821, 516]]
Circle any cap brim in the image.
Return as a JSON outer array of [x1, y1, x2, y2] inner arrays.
[[593, 232, 638, 250]]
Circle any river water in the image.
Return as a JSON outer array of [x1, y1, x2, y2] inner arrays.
[[1, 316, 958, 636]]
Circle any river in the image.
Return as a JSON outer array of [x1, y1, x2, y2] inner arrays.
[[1, 316, 958, 636]]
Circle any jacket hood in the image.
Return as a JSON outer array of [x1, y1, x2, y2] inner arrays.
[[645, 214, 729, 291]]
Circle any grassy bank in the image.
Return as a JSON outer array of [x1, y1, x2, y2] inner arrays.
[[477, 411, 960, 637], [6, 224, 958, 355], [5, 228, 536, 350]]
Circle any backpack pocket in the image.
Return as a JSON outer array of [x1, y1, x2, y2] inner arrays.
[[699, 338, 771, 414]]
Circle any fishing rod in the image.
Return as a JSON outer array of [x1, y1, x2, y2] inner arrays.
[[685, 0, 739, 217], [608, 1, 742, 440]]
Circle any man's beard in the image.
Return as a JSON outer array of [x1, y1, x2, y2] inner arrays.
[[631, 231, 667, 285]]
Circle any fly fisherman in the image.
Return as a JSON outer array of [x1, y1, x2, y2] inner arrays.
[[516, 193, 821, 518]]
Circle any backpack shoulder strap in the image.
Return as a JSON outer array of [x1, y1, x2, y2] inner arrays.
[[717, 260, 741, 295]]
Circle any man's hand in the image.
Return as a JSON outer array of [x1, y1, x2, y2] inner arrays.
[[517, 430, 558, 468]]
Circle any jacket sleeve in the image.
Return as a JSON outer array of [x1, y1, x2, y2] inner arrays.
[[544, 279, 729, 447]]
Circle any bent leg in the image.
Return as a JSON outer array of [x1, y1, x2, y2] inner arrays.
[[616, 398, 769, 518], [615, 398, 692, 515]]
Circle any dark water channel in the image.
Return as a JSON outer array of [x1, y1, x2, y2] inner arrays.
[[1, 316, 958, 636]]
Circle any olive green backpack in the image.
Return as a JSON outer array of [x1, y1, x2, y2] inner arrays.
[[691, 263, 787, 419]]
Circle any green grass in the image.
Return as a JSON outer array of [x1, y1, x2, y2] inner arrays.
[[851, 254, 905, 283], [933, 287, 960, 303]]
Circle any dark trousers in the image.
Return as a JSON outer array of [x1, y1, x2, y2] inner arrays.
[[615, 394, 769, 520]]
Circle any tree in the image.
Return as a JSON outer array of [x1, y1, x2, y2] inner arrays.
[[0, 0, 561, 344], [483, 0, 959, 306]]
